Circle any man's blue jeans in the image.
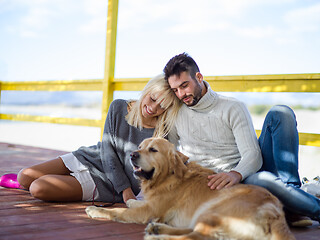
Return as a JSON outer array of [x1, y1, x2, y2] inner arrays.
[[244, 105, 320, 221]]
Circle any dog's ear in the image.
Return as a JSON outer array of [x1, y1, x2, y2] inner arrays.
[[176, 151, 188, 163], [172, 150, 188, 178]]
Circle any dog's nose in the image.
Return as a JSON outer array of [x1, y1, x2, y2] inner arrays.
[[130, 151, 139, 160]]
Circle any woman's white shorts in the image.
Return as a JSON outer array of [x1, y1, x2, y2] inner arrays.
[[60, 153, 100, 201]]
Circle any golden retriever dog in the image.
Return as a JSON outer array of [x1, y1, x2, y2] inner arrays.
[[86, 137, 295, 240]]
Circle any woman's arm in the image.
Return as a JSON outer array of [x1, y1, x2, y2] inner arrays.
[[122, 187, 136, 203]]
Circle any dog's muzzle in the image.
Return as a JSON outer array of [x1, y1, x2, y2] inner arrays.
[[130, 151, 155, 180], [130, 150, 141, 171]]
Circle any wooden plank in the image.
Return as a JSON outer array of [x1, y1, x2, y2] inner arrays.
[[0, 142, 68, 177], [0, 188, 28, 196], [0, 222, 145, 240], [0, 207, 88, 227], [0, 189, 145, 240], [0, 143, 319, 240], [292, 225, 320, 240], [0, 218, 106, 237], [0, 192, 36, 204]]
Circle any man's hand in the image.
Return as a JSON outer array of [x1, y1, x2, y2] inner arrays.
[[207, 171, 242, 190], [122, 187, 136, 203]]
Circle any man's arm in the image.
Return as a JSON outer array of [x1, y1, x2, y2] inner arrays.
[[229, 102, 262, 178], [208, 102, 262, 190]]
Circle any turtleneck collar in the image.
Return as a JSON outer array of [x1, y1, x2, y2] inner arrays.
[[188, 81, 218, 113]]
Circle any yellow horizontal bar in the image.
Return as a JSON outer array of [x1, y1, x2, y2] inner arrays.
[[1, 78, 149, 92], [113, 78, 320, 92], [2, 73, 319, 92], [114, 74, 320, 92], [207, 80, 319, 93], [1, 79, 103, 91], [255, 130, 320, 147], [206, 73, 320, 92], [207, 73, 320, 81], [299, 132, 320, 147], [0, 113, 102, 127], [113, 77, 150, 91]]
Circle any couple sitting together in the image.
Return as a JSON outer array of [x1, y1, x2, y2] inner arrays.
[[16, 53, 320, 227]]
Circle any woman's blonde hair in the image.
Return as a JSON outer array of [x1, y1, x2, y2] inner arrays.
[[126, 74, 181, 138]]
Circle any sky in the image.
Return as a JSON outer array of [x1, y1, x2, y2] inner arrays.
[[1, 0, 319, 173], [0, 0, 320, 105]]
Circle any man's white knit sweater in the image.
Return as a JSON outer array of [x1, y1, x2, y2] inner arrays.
[[169, 82, 262, 179]]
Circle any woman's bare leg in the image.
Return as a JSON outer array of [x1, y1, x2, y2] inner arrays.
[[29, 174, 83, 202], [18, 157, 71, 189], [18, 157, 83, 202]]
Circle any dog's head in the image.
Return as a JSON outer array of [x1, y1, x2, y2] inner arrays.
[[130, 137, 189, 182]]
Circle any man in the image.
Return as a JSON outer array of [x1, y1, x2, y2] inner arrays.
[[164, 52, 320, 227], [164, 53, 262, 190]]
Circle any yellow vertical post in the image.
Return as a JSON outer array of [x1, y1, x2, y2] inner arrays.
[[100, 0, 119, 139], [0, 81, 2, 120]]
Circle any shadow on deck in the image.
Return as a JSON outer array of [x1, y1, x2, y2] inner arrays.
[[0, 142, 319, 240]]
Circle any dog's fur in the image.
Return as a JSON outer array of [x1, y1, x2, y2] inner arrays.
[[86, 137, 295, 240]]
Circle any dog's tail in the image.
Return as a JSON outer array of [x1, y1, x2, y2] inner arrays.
[[258, 202, 295, 240]]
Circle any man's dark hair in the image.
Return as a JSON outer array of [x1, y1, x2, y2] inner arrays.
[[163, 52, 200, 81]]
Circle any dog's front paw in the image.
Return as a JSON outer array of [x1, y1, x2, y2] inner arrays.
[[126, 199, 145, 208], [144, 234, 168, 240], [85, 206, 100, 219], [126, 199, 137, 208], [85, 206, 111, 220]]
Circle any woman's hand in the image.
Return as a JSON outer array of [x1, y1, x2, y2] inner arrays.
[[207, 171, 242, 190], [122, 187, 136, 203]]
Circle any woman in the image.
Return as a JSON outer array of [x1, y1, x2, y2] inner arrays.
[[17, 74, 181, 203]]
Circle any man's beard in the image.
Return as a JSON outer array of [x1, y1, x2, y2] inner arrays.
[[184, 82, 202, 106]]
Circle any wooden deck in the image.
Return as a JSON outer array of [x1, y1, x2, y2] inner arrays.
[[0, 142, 319, 240]]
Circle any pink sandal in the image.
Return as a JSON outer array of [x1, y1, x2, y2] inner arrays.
[[0, 173, 22, 189]]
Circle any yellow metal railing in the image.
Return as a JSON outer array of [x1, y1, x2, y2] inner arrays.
[[1, 74, 320, 147], [0, 0, 319, 147]]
